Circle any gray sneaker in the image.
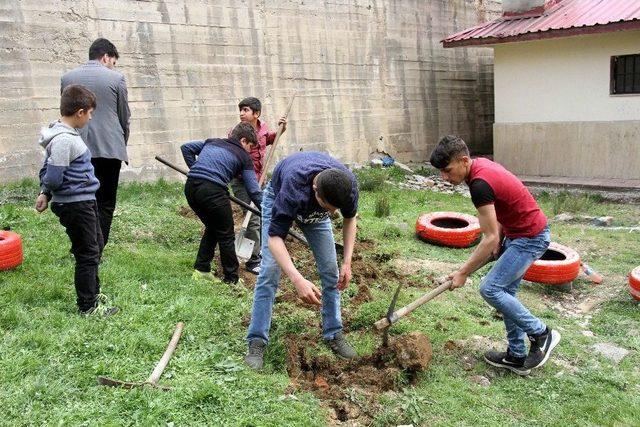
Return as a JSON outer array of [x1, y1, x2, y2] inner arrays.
[[325, 332, 357, 359], [244, 339, 266, 370]]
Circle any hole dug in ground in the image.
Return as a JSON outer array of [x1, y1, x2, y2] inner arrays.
[[285, 331, 432, 423]]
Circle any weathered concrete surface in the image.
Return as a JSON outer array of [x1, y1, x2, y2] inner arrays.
[[0, 0, 499, 183], [495, 121, 640, 180]]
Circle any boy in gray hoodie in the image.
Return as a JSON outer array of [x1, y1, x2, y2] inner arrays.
[[35, 85, 118, 316]]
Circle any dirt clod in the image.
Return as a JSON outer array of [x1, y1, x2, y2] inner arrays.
[[391, 331, 432, 370]]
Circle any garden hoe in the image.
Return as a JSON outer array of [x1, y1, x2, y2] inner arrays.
[[98, 322, 184, 391], [235, 92, 297, 260]]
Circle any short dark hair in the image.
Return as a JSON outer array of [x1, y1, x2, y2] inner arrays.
[[60, 85, 97, 117], [89, 38, 119, 60], [429, 135, 470, 169], [315, 169, 353, 209], [230, 122, 258, 146], [238, 97, 261, 114]]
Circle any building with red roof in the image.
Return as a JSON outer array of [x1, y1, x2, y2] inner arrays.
[[443, 0, 640, 186]]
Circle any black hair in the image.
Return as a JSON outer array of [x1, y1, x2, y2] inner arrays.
[[429, 135, 470, 169], [238, 97, 261, 114], [89, 38, 119, 60], [315, 169, 353, 210], [60, 85, 97, 116], [230, 122, 258, 146]]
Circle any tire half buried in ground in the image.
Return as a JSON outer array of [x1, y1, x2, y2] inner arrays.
[[416, 212, 481, 248], [629, 266, 640, 301], [524, 242, 580, 285], [0, 230, 23, 271]]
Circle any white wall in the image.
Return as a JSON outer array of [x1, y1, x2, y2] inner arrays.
[[494, 30, 640, 123]]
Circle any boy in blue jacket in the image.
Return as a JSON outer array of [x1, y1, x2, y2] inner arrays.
[[35, 84, 118, 316], [245, 152, 359, 370], [181, 122, 262, 285]]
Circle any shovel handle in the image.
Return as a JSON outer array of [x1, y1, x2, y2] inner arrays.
[[374, 281, 452, 330], [259, 92, 296, 187], [147, 322, 184, 385]]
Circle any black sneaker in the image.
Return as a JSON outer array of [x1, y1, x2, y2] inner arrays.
[[245, 263, 260, 275], [244, 339, 266, 370], [80, 305, 119, 318], [484, 349, 531, 376], [524, 328, 561, 369], [325, 332, 357, 359]]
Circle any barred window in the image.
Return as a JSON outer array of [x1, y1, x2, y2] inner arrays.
[[611, 54, 640, 95]]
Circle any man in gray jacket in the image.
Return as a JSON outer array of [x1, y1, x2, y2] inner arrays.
[[61, 38, 130, 246]]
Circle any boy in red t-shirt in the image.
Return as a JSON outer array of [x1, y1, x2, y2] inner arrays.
[[229, 97, 286, 274], [430, 135, 561, 376]]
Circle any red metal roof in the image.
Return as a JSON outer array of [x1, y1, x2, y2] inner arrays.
[[443, 0, 640, 47]]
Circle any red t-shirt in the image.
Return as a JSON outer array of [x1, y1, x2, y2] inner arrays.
[[466, 158, 547, 238]]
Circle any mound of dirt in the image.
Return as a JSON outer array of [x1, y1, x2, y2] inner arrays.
[[285, 332, 432, 423], [391, 331, 433, 370]]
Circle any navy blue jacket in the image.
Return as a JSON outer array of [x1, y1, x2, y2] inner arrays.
[[181, 138, 262, 208], [269, 152, 358, 238]]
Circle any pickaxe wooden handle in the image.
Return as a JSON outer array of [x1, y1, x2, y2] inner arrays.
[[147, 321, 184, 385], [374, 278, 453, 330], [374, 252, 496, 331]]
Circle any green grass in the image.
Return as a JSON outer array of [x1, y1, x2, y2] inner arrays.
[[1, 174, 639, 426]]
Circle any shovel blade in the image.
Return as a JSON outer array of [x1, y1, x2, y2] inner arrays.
[[234, 232, 255, 261]]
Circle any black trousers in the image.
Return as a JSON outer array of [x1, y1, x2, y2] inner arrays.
[[184, 178, 238, 282], [51, 200, 104, 311], [91, 157, 121, 246]]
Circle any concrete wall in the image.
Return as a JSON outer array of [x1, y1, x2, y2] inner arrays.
[[493, 30, 640, 180], [0, 0, 500, 184]]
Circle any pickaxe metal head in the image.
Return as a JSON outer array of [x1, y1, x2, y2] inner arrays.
[[382, 283, 402, 347]]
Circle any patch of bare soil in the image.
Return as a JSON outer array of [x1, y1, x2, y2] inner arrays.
[[285, 332, 432, 424], [178, 205, 198, 220], [391, 258, 459, 281]]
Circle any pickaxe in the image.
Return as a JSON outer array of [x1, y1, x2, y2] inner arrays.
[[98, 322, 184, 390], [375, 254, 495, 337]]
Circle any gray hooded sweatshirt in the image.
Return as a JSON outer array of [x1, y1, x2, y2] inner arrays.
[[38, 121, 100, 203]]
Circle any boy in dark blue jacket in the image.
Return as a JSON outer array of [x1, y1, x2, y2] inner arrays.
[[245, 152, 359, 370], [35, 84, 118, 316], [181, 122, 262, 285]]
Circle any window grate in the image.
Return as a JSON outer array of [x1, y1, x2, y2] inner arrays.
[[611, 54, 640, 95]]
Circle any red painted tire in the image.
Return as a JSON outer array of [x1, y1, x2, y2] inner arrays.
[[629, 266, 640, 301], [0, 230, 23, 271], [416, 212, 482, 248], [524, 242, 580, 285]]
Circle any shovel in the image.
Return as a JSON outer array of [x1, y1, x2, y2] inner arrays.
[[235, 92, 297, 260]]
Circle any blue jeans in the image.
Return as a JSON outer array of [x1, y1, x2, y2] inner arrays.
[[247, 183, 343, 343], [479, 226, 551, 357]]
